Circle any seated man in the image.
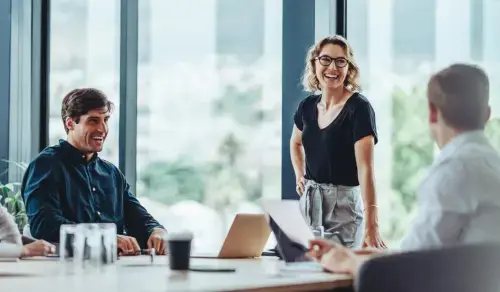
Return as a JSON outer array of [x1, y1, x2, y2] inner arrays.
[[308, 63, 500, 274], [22, 88, 167, 255], [1, 204, 55, 258]]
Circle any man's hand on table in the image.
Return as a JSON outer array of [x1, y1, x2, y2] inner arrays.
[[117, 229, 168, 256], [147, 228, 168, 255], [117, 235, 141, 256]]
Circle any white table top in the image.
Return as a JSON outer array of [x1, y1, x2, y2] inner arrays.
[[0, 256, 352, 292]]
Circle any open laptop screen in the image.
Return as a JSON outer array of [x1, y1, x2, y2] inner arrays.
[[268, 215, 312, 263]]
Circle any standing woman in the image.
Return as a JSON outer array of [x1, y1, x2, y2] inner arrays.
[[290, 35, 385, 249]]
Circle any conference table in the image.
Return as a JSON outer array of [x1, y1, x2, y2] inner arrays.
[[0, 255, 353, 291]]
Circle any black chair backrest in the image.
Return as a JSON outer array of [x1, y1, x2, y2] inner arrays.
[[356, 243, 500, 292]]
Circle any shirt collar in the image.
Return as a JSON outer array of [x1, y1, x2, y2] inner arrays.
[[59, 139, 98, 164], [433, 130, 488, 166]]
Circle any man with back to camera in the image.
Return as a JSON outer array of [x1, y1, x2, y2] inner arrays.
[[22, 88, 167, 255], [306, 63, 500, 275]]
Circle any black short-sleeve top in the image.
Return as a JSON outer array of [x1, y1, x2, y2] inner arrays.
[[293, 93, 378, 186]]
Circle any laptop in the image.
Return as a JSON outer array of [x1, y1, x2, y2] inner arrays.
[[191, 213, 271, 259], [267, 215, 325, 272], [261, 200, 327, 272]]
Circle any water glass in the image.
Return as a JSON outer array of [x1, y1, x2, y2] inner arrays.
[[312, 225, 325, 238], [80, 223, 117, 271], [59, 224, 84, 274], [98, 223, 117, 264], [312, 225, 341, 244], [59, 223, 118, 274], [80, 223, 103, 269]]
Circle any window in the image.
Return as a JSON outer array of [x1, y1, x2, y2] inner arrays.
[[136, 0, 282, 252], [48, 0, 120, 165], [348, 0, 500, 246]]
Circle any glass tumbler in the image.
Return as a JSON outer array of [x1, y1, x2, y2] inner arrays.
[[59, 224, 85, 274]]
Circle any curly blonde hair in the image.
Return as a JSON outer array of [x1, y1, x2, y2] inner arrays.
[[301, 35, 361, 92]]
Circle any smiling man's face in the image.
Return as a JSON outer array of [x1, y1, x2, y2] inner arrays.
[[65, 107, 110, 157]]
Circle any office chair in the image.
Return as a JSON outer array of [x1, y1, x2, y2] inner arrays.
[[355, 243, 500, 292]]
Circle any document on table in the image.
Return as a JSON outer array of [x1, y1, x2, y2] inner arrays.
[[261, 199, 315, 248]]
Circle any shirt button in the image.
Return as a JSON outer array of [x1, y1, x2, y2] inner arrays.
[[92, 187, 96, 192], [97, 211, 101, 216]]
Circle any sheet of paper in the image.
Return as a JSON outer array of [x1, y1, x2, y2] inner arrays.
[[260, 199, 315, 248]]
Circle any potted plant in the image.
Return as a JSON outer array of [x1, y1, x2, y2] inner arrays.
[[0, 160, 28, 233]]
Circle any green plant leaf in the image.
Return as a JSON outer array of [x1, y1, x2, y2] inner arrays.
[[4, 183, 15, 192]]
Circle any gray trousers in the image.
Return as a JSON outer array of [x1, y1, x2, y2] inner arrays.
[[299, 179, 364, 248]]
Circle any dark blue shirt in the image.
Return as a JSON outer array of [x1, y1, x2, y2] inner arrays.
[[21, 139, 164, 248]]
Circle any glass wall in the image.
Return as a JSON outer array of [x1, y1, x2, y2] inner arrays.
[[348, 0, 500, 246], [135, 0, 282, 252], [42, 0, 500, 250], [48, 0, 120, 165]]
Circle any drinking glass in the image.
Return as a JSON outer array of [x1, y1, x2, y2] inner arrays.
[[97, 223, 117, 265], [312, 225, 325, 238], [59, 223, 118, 275], [79, 223, 117, 272], [59, 224, 85, 274], [80, 223, 102, 270]]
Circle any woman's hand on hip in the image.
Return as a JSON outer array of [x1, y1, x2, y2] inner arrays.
[[295, 176, 305, 196]]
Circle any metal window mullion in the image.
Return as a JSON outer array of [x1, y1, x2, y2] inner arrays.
[[335, 0, 347, 37], [119, 0, 138, 195], [31, 0, 50, 156]]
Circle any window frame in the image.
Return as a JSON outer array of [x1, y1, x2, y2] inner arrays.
[[5, 0, 49, 184]]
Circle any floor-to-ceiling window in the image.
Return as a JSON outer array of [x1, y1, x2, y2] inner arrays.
[[136, 0, 282, 252], [48, 0, 120, 165], [348, 0, 500, 246]]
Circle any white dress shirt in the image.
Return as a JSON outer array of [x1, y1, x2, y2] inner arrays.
[[0, 205, 23, 258], [400, 130, 500, 251]]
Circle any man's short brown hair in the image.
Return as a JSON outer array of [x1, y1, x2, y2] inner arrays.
[[61, 88, 114, 133], [427, 63, 490, 130]]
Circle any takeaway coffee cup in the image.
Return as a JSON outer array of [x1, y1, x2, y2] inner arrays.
[[167, 232, 193, 271]]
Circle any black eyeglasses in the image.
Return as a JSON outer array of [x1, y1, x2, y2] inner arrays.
[[314, 55, 348, 68]]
